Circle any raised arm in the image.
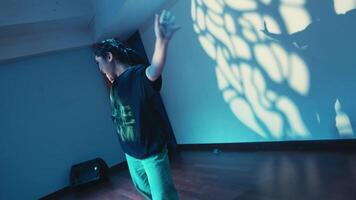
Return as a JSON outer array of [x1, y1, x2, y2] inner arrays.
[[146, 10, 180, 81]]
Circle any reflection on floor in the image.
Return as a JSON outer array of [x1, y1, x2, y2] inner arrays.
[[50, 150, 356, 200]]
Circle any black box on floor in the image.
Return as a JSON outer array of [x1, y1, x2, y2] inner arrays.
[[69, 157, 109, 188]]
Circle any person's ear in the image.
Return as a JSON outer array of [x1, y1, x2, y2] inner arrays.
[[106, 52, 113, 62]]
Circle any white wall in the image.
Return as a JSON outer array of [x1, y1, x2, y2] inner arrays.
[[139, 0, 356, 144], [0, 47, 125, 200], [139, 0, 254, 145]]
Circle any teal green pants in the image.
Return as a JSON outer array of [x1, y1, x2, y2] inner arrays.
[[125, 147, 179, 200]]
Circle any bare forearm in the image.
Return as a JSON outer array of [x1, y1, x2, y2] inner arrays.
[[146, 10, 179, 81], [147, 39, 169, 80]]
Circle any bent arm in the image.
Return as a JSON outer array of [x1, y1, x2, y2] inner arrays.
[[146, 10, 180, 81]]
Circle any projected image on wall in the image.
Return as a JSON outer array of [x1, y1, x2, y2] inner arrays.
[[191, 0, 356, 140]]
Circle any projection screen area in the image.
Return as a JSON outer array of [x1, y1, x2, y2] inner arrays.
[[140, 0, 356, 143]]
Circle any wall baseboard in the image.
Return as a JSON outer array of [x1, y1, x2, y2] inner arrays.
[[178, 139, 356, 152]]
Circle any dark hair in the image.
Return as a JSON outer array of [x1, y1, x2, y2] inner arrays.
[[92, 38, 145, 66]]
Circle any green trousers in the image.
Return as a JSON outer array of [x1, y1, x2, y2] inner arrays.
[[125, 147, 179, 200]]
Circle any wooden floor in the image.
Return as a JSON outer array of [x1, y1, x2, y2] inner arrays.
[[52, 150, 356, 200]]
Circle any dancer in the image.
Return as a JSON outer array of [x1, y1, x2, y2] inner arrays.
[[93, 10, 180, 200]]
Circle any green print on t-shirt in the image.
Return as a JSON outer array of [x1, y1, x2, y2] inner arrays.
[[111, 95, 136, 142], [117, 102, 136, 142]]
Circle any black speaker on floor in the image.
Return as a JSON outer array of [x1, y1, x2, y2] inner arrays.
[[70, 158, 109, 188]]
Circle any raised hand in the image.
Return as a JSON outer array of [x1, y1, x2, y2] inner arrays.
[[155, 10, 180, 41]]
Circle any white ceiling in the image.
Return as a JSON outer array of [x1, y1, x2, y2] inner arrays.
[[0, 0, 175, 62]]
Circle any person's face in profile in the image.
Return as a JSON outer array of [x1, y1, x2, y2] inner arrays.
[[95, 53, 115, 83]]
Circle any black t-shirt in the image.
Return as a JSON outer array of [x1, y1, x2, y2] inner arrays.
[[110, 64, 169, 159]]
